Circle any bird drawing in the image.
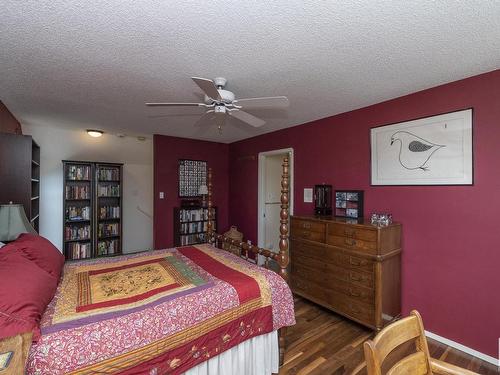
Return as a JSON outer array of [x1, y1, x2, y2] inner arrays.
[[390, 131, 445, 171]]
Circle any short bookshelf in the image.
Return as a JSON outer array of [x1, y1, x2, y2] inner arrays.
[[173, 206, 217, 247]]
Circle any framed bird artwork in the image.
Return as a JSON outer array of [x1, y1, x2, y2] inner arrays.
[[370, 108, 473, 185]]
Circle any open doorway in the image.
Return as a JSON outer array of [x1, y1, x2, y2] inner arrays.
[[257, 148, 294, 258]]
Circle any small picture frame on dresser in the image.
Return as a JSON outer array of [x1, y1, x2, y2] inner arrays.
[[335, 190, 364, 218]]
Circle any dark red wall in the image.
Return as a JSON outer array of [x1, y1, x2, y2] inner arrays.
[[0, 101, 22, 134], [153, 135, 229, 249], [227, 69, 500, 357]]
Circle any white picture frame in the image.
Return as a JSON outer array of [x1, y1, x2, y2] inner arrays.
[[371, 109, 473, 185]]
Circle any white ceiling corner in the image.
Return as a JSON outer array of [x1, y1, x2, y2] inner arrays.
[[1, 0, 499, 143]]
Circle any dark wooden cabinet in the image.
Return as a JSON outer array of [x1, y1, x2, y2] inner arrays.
[[0, 133, 40, 231], [63, 161, 123, 260], [290, 215, 401, 330], [174, 207, 217, 247]]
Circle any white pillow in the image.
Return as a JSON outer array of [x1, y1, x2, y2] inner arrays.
[[0, 242, 5, 248]]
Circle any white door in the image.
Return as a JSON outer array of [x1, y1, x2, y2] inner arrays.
[[263, 154, 283, 251], [258, 149, 293, 257]]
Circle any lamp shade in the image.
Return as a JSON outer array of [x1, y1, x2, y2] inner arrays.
[[0, 203, 37, 241], [198, 185, 208, 195]]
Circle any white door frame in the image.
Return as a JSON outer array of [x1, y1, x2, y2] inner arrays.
[[257, 148, 294, 250]]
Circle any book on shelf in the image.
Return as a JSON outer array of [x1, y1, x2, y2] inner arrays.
[[65, 225, 91, 240], [178, 208, 213, 222], [98, 185, 120, 197], [65, 185, 90, 199], [97, 239, 119, 256], [98, 168, 120, 181], [67, 165, 90, 180], [67, 242, 92, 259], [99, 206, 120, 219], [180, 233, 207, 246], [98, 223, 119, 237], [180, 221, 216, 234], [66, 206, 90, 221]]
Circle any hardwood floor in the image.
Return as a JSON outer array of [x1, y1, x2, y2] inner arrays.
[[279, 297, 498, 374]]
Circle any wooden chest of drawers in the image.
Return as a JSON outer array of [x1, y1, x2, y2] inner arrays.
[[290, 215, 401, 330]]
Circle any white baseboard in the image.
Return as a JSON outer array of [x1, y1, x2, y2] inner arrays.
[[425, 330, 498, 367]]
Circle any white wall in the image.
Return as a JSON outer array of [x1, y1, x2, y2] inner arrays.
[[23, 124, 153, 253]]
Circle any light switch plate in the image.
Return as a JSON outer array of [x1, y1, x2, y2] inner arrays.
[[159, 192, 165, 199], [304, 188, 313, 203]]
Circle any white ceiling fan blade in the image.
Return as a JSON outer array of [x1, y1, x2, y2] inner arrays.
[[233, 96, 289, 109], [193, 110, 215, 127], [146, 102, 204, 107], [191, 77, 222, 101], [229, 109, 266, 127]]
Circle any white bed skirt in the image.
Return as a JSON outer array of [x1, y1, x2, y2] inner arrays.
[[184, 330, 279, 375]]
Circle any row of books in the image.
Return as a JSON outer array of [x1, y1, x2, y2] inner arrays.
[[98, 168, 120, 181], [65, 225, 91, 240], [179, 233, 207, 246], [67, 165, 91, 180], [67, 242, 92, 259], [97, 239, 120, 256], [66, 206, 90, 221], [178, 208, 213, 222], [179, 221, 216, 234], [98, 223, 119, 237], [66, 185, 90, 200], [99, 206, 120, 219], [98, 185, 120, 197]]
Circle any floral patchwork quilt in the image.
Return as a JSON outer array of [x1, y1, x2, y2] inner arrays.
[[26, 244, 295, 374]]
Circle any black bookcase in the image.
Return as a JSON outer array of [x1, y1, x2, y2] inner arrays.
[[62, 161, 123, 260], [173, 206, 217, 247], [0, 133, 40, 232]]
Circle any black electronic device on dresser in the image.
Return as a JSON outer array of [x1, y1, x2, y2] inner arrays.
[[62, 161, 123, 261], [314, 184, 332, 216]]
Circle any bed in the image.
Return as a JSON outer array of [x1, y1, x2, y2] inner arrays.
[[0, 158, 294, 374]]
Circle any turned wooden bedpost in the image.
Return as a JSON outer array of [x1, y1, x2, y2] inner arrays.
[[278, 157, 290, 366], [207, 167, 213, 244]]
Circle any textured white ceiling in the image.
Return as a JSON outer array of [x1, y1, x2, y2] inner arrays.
[[1, 1, 500, 143]]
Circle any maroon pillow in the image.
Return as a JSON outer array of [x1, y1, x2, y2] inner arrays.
[[14, 233, 64, 280], [0, 250, 58, 340]]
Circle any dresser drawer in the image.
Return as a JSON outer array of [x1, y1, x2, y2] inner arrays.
[[293, 256, 374, 289], [292, 262, 374, 304], [292, 218, 326, 233], [291, 229, 324, 242], [323, 289, 375, 326], [326, 234, 377, 254], [291, 240, 374, 273], [292, 276, 326, 303], [292, 276, 375, 326], [328, 223, 377, 242]]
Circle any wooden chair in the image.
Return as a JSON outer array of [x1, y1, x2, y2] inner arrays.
[[359, 310, 480, 375]]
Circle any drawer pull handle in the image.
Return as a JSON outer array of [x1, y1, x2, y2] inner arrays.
[[345, 238, 356, 246], [349, 258, 362, 266], [349, 304, 361, 313], [301, 232, 311, 238], [349, 288, 361, 297], [302, 223, 311, 229], [344, 230, 355, 237], [350, 273, 365, 282], [349, 257, 366, 267]]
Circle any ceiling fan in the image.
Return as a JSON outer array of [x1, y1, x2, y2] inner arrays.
[[146, 77, 289, 132]]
